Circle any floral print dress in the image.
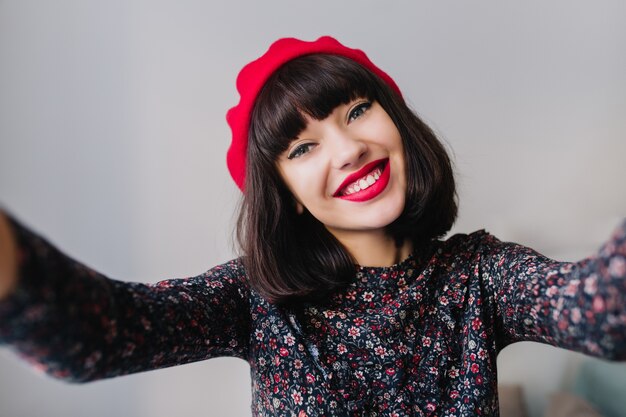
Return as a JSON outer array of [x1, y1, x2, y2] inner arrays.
[[1, 216, 625, 416]]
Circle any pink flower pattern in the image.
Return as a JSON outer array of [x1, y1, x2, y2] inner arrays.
[[1, 216, 625, 416]]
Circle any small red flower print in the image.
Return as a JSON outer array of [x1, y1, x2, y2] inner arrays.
[[208, 280, 223, 288], [279, 347, 289, 357], [545, 285, 559, 297], [477, 348, 487, 359], [385, 368, 396, 376], [584, 275, 598, 295], [470, 363, 480, 373], [323, 310, 336, 319], [593, 295, 606, 312], [353, 317, 365, 326], [564, 279, 580, 297], [471, 318, 482, 331], [348, 326, 361, 338], [362, 291, 374, 302], [291, 391, 303, 405]]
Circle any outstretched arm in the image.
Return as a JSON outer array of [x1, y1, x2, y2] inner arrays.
[[483, 221, 626, 360], [0, 213, 251, 382]]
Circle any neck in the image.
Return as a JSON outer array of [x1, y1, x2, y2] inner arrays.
[[327, 228, 412, 267]]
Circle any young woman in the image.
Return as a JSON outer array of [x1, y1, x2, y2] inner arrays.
[[0, 36, 625, 416]]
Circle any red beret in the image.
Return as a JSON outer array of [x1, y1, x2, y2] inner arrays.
[[225, 36, 402, 191]]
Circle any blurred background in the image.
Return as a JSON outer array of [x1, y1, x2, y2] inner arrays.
[[0, 1, 625, 416]]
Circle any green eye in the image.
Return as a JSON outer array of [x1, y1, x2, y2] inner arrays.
[[348, 102, 372, 123], [288, 143, 315, 160]]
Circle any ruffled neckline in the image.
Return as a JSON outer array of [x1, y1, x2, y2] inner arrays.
[[355, 252, 418, 273]]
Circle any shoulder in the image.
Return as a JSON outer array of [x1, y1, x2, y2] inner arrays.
[[201, 257, 250, 288], [429, 229, 525, 275], [155, 258, 253, 301], [202, 258, 284, 308], [436, 229, 502, 258], [204, 257, 247, 278]]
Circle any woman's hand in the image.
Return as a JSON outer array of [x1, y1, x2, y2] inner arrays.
[[0, 211, 18, 300]]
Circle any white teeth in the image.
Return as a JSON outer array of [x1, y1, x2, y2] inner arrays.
[[341, 166, 383, 196]]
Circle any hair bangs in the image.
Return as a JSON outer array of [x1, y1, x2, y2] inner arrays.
[[250, 54, 380, 160]]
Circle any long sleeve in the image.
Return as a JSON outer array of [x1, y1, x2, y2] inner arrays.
[[0, 215, 251, 382], [480, 221, 626, 360]]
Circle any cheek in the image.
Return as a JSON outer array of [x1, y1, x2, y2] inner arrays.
[[280, 165, 324, 204]]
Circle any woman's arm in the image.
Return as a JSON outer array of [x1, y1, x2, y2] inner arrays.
[[0, 213, 251, 382], [482, 221, 626, 360], [0, 212, 18, 300]]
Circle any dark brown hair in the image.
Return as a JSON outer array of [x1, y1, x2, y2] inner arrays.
[[236, 54, 457, 304]]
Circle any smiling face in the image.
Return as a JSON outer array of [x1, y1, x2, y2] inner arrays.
[[239, 53, 457, 300], [276, 99, 407, 243]]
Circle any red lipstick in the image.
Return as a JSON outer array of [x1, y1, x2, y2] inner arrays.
[[334, 158, 390, 202]]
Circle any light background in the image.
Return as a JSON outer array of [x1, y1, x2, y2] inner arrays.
[[0, 1, 625, 416]]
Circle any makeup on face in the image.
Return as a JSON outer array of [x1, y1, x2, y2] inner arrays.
[[276, 99, 406, 244], [333, 158, 390, 202]]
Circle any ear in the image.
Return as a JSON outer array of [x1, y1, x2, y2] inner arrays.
[[295, 201, 304, 215]]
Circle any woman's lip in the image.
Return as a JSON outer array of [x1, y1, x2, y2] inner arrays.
[[333, 158, 388, 197], [333, 158, 389, 199]]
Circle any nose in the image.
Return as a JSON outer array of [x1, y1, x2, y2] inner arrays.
[[329, 129, 368, 170]]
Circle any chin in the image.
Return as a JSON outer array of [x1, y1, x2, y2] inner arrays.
[[362, 205, 405, 230]]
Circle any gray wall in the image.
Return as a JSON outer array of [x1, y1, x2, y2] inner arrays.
[[1, 1, 625, 416]]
